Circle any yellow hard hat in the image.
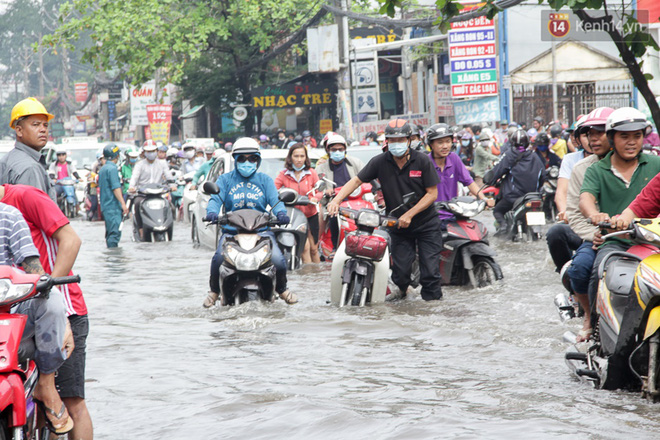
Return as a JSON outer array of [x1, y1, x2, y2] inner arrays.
[[10, 97, 54, 129]]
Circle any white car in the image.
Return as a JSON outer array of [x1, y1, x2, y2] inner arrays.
[[190, 148, 323, 250]]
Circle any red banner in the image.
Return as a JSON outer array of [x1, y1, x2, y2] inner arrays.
[[146, 104, 172, 144], [75, 83, 88, 103]]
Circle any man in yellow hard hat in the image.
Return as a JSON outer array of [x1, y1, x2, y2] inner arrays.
[[0, 97, 56, 201]]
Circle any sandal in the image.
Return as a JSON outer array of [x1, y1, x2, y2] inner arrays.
[[37, 400, 74, 435], [279, 290, 298, 304], [203, 291, 219, 308], [576, 328, 593, 343]]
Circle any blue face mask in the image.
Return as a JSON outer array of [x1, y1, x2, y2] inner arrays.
[[461, 140, 470, 147], [237, 161, 257, 178], [388, 142, 409, 157], [129, 158, 137, 164], [329, 151, 345, 162], [537, 144, 549, 152], [292, 163, 305, 171]]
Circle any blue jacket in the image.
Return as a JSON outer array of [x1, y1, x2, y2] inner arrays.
[[207, 170, 285, 217]]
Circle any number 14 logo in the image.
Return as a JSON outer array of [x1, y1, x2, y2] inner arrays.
[[548, 13, 570, 38]]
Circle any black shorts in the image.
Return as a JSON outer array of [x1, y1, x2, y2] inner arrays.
[[307, 213, 319, 243], [55, 314, 89, 399]]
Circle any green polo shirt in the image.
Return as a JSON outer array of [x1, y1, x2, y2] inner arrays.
[[581, 151, 660, 216]]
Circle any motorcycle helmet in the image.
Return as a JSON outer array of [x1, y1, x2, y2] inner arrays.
[[204, 145, 215, 155], [550, 124, 563, 138], [157, 143, 168, 152], [232, 137, 261, 157], [365, 131, 377, 142], [166, 147, 178, 158], [576, 107, 615, 136], [213, 149, 225, 159], [96, 149, 103, 160], [384, 119, 412, 138], [478, 132, 491, 142], [325, 134, 347, 150], [302, 130, 311, 138], [103, 143, 120, 159], [535, 132, 550, 146], [606, 107, 652, 135], [321, 131, 339, 149], [426, 123, 453, 142], [9, 97, 54, 129], [55, 147, 67, 156], [224, 142, 233, 152], [170, 141, 182, 149], [510, 129, 529, 150], [143, 140, 158, 151], [259, 134, 269, 142]]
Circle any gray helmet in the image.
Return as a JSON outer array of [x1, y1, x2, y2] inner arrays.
[[426, 123, 452, 141]]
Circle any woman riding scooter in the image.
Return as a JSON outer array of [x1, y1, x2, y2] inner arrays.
[[203, 138, 297, 307], [275, 143, 321, 263]]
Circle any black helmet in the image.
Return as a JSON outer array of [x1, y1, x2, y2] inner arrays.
[[550, 124, 562, 138], [535, 132, 550, 146], [365, 131, 377, 141], [426, 123, 453, 141], [533, 116, 544, 124], [510, 129, 529, 149], [384, 119, 412, 138]]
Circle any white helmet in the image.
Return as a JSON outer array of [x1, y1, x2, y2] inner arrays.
[[606, 107, 652, 136], [166, 147, 179, 158], [212, 149, 225, 159], [326, 133, 347, 149], [231, 137, 260, 156]]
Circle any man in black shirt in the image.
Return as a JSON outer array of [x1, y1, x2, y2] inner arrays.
[[327, 119, 443, 301]]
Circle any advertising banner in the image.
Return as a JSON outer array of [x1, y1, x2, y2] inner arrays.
[[130, 81, 172, 126], [355, 113, 431, 139], [75, 83, 88, 103], [146, 104, 173, 144], [252, 82, 337, 109]]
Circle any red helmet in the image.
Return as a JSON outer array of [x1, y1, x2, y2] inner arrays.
[[576, 107, 615, 136]]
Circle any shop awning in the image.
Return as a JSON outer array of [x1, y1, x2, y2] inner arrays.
[[179, 104, 204, 120]]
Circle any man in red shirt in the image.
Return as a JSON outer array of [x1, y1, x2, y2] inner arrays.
[[613, 173, 660, 228], [0, 184, 93, 440]]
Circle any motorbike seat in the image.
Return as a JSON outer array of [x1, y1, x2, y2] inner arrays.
[[512, 192, 543, 210], [604, 258, 639, 296]]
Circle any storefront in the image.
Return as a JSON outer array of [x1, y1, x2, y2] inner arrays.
[[251, 80, 338, 137]]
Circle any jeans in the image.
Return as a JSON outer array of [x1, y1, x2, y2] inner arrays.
[[546, 223, 583, 272], [567, 242, 596, 294], [210, 230, 287, 294], [493, 199, 514, 226], [390, 216, 443, 301], [15, 287, 68, 375]]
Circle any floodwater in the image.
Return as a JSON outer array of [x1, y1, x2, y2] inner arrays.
[[71, 215, 660, 439]]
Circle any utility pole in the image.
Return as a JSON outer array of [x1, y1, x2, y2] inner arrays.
[[334, 0, 353, 139], [552, 40, 558, 121], [38, 33, 45, 98]]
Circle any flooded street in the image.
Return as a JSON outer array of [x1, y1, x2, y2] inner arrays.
[[72, 217, 660, 439]]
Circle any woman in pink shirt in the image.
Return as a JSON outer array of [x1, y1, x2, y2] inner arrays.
[[275, 143, 321, 263]]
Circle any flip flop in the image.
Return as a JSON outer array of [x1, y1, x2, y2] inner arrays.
[[37, 400, 74, 435], [576, 328, 593, 343]]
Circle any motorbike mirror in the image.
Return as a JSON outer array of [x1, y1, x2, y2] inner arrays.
[[203, 181, 220, 195], [323, 177, 336, 187], [278, 189, 297, 204], [84, 165, 92, 171]]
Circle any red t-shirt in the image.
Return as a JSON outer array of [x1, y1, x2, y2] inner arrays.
[[628, 173, 660, 219], [1, 184, 87, 316]]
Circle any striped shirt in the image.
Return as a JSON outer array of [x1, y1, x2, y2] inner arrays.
[[0, 203, 39, 266]]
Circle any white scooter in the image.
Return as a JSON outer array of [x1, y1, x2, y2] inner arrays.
[[330, 207, 398, 307]]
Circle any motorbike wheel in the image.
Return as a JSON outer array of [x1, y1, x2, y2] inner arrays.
[[472, 256, 503, 287], [153, 232, 167, 242], [349, 273, 365, 306], [191, 217, 200, 245]]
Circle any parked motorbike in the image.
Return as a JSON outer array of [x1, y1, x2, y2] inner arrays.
[[504, 192, 546, 242], [202, 181, 282, 305], [0, 268, 80, 440], [319, 182, 378, 261], [330, 207, 397, 307], [272, 188, 311, 270], [436, 197, 503, 287], [543, 165, 559, 221], [83, 167, 102, 222], [55, 177, 77, 218], [565, 219, 660, 396], [130, 184, 175, 242]]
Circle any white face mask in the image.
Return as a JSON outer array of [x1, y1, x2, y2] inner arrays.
[[185, 150, 195, 159]]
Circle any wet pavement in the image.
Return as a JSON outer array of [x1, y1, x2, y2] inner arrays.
[[72, 216, 660, 439]]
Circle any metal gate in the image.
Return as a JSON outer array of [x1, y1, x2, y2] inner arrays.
[[512, 81, 633, 126]]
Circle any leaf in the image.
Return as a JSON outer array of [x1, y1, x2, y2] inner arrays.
[[644, 73, 654, 81]]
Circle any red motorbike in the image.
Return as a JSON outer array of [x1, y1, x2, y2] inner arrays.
[[319, 183, 380, 261], [0, 267, 79, 439]]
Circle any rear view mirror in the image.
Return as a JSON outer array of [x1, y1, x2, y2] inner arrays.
[[203, 181, 220, 195], [278, 188, 297, 204]]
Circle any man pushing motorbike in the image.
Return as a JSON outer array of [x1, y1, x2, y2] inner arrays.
[[202, 138, 297, 307], [327, 119, 443, 301]]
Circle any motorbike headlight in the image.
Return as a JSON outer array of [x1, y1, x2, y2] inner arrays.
[[224, 244, 240, 267], [549, 167, 560, 179], [145, 198, 166, 210], [357, 211, 380, 228], [295, 222, 307, 233], [638, 226, 660, 244], [0, 280, 33, 306], [233, 243, 271, 271]]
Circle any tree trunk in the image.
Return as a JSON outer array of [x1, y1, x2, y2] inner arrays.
[[574, 9, 660, 129]]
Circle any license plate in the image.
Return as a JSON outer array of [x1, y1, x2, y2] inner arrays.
[[526, 211, 546, 226]]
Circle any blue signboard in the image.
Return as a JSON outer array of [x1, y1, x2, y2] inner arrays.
[[453, 96, 501, 125], [107, 100, 116, 122], [450, 57, 497, 73], [448, 29, 495, 45]]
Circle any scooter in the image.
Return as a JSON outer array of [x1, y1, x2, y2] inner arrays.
[[565, 219, 660, 396], [330, 207, 397, 307], [55, 177, 77, 218], [0, 268, 80, 440], [436, 197, 503, 287], [83, 168, 102, 222], [130, 184, 175, 242], [203, 181, 283, 305], [504, 192, 546, 242], [272, 188, 311, 270], [319, 182, 378, 261]]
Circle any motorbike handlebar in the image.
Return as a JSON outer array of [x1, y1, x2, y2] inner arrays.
[[36, 275, 81, 294]]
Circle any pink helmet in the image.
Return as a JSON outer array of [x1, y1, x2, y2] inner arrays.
[[576, 107, 615, 135]]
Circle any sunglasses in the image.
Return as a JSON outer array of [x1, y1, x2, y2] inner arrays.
[[235, 155, 259, 163]]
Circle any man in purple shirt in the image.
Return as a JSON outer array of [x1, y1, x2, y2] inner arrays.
[[426, 123, 494, 222]]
